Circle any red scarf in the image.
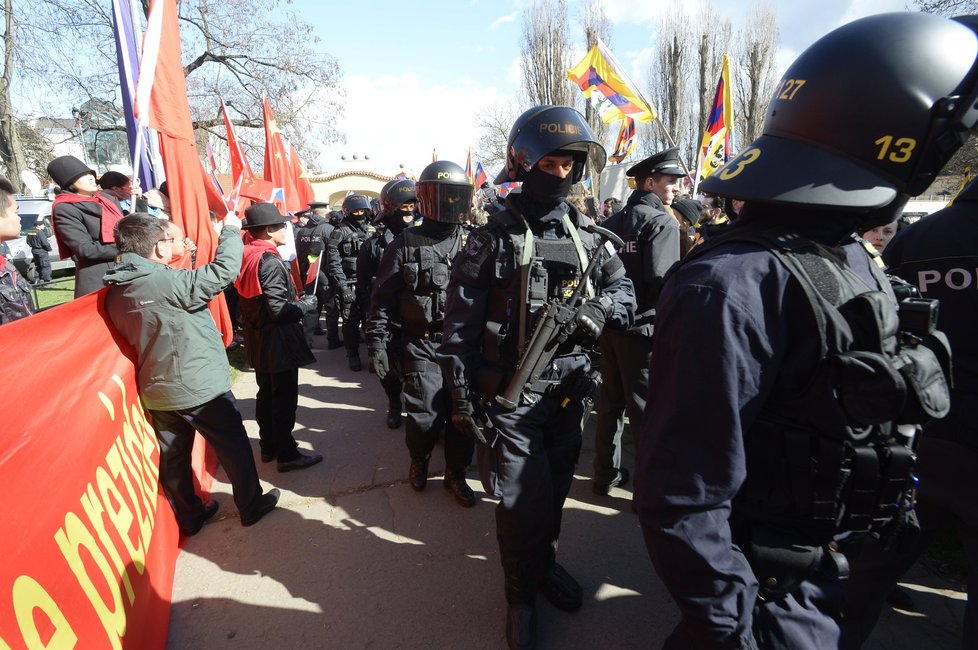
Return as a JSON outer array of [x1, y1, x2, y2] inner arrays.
[[52, 191, 126, 248], [234, 238, 280, 299]]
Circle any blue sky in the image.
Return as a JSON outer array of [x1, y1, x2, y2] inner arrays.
[[292, 0, 910, 177]]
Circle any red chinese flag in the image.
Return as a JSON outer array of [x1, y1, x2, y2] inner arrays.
[[262, 98, 302, 213], [290, 144, 316, 207], [222, 96, 255, 187], [144, 0, 232, 346], [199, 157, 230, 217]]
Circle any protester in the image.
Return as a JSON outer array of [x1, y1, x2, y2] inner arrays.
[[103, 212, 280, 534], [437, 105, 635, 649], [236, 202, 323, 472], [0, 176, 34, 324], [634, 13, 974, 648], [48, 155, 125, 297], [97, 171, 143, 214]]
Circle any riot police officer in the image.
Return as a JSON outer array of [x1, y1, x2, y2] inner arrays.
[[592, 148, 682, 495], [437, 105, 636, 649], [327, 194, 372, 370], [634, 13, 977, 649], [368, 163, 477, 507], [295, 201, 337, 346], [358, 179, 416, 428]]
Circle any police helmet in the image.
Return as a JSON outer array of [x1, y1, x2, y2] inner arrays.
[[342, 193, 371, 218], [493, 105, 606, 185], [701, 12, 978, 211], [381, 179, 417, 216], [417, 161, 473, 223], [370, 197, 381, 216]]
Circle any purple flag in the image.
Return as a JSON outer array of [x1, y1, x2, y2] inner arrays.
[[112, 0, 157, 189]]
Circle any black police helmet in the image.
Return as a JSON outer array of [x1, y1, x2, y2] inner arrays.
[[701, 12, 978, 211], [494, 105, 606, 185], [342, 193, 371, 218], [381, 179, 417, 216], [417, 161, 473, 224]]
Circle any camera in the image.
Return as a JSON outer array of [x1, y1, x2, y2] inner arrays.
[[898, 297, 939, 338]]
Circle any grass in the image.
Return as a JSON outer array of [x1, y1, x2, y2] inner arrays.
[[33, 276, 75, 310], [226, 342, 248, 384]]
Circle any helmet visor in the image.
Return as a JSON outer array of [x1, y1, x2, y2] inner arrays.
[[419, 183, 473, 223]]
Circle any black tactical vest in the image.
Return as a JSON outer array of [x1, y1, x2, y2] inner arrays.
[[398, 227, 461, 336], [691, 228, 951, 547]]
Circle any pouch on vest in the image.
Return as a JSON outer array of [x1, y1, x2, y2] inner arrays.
[[895, 330, 952, 423]]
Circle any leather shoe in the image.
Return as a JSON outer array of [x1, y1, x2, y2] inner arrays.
[[327, 339, 344, 350], [539, 562, 582, 612], [592, 467, 629, 495], [277, 451, 323, 473], [181, 500, 220, 537], [260, 452, 275, 463], [505, 603, 537, 650], [240, 488, 280, 527], [409, 457, 429, 491], [444, 471, 476, 508], [386, 404, 403, 429]]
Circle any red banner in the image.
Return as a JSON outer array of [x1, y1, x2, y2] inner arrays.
[[0, 293, 179, 648]]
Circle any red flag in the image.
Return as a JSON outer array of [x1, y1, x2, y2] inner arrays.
[[465, 147, 472, 182], [222, 97, 254, 187], [240, 177, 276, 203], [304, 254, 322, 286], [289, 144, 316, 207], [262, 98, 301, 213], [200, 157, 230, 217]]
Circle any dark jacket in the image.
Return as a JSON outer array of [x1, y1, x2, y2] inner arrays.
[[102, 225, 242, 411], [0, 258, 33, 325], [602, 189, 681, 334], [53, 195, 122, 297], [238, 252, 315, 374]]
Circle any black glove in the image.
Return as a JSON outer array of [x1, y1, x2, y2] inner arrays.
[[451, 388, 488, 445], [575, 297, 610, 341], [341, 287, 356, 304], [298, 294, 319, 314], [370, 348, 390, 380]]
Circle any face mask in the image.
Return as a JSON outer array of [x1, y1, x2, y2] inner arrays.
[[521, 164, 573, 208]]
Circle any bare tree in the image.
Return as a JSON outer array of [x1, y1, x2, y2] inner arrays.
[[694, 4, 732, 146], [913, 0, 978, 14], [520, 0, 573, 107], [0, 0, 27, 187], [579, 0, 611, 184], [645, 8, 695, 161], [476, 101, 521, 177], [5, 0, 343, 174], [733, 2, 780, 147]]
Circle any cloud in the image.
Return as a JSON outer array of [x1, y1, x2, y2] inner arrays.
[[314, 72, 515, 176], [489, 11, 518, 30]]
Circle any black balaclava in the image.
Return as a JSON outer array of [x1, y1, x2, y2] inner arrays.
[[520, 164, 574, 211]]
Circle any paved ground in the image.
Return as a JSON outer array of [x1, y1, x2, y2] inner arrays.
[[168, 337, 967, 649]]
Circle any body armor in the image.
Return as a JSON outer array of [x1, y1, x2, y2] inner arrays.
[[398, 227, 462, 338]]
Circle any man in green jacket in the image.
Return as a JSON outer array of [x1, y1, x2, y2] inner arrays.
[[104, 212, 279, 535]]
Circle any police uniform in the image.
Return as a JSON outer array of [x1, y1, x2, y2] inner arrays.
[[26, 225, 52, 282], [326, 197, 371, 368], [592, 149, 682, 494], [295, 209, 336, 345], [841, 176, 978, 649], [634, 13, 977, 649], [359, 217, 406, 429]]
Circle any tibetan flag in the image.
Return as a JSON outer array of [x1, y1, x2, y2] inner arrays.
[[305, 254, 322, 286], [608, 118, 637, 164], [111, 0, 158, 190], [947, 166, 972, 207], [262, 97, 302, 213], [465, 147, 472, 182], [568, 38, 656, 124], [473, 162, 488, 189], [205, 140, 224, 194], [693, 54, 733, 195], [289, 143, 316, 208], [222, 97, 254, 187]]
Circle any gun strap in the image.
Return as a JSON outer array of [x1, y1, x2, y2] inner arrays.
[[515, 215, 534, 354], [561, 213, 594, 300]]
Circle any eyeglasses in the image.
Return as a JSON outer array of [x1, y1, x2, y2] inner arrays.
[[158, 237, 175, 244]]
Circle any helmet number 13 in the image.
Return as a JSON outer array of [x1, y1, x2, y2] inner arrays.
[[875, 135, 917, 163]]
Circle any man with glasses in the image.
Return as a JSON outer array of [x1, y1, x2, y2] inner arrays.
[[236, 203, 323, 473], [104, 212, 280, 534]]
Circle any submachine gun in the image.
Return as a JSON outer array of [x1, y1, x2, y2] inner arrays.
[[495, 224, 625, 409]]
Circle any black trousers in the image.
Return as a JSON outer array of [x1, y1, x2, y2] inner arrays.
[[402, 338, 473, 470], [148, 391, 261, 532], [594, 329, 651, 485], [255, 368, 301, 461]]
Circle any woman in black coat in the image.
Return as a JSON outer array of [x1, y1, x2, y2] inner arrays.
[[47, 156, 125, 297]]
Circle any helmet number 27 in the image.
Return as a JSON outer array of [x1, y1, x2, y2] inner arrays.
[[874, 135, 917, 163]]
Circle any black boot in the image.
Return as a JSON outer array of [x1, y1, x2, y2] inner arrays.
[[505, 603, 537, 650], [386, 398, 402, 428], [443, 469, 476, 507], [347, 352, 362, 371], [409, 456, 429, 491], [539, 561, 582, 612]]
